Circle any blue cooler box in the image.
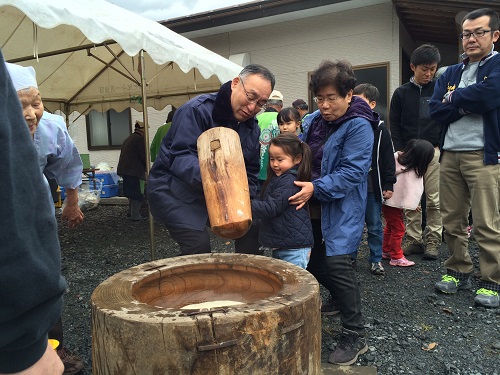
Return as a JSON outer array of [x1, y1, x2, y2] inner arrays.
[[101, 184, 118, 198], [94, 172, 119, 186]]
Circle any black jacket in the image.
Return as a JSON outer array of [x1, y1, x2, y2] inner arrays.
[[389, 79, 442, 151], [371, 122, 396, 202], [117, 130, 146, 180], [252, 169, 313, 249]]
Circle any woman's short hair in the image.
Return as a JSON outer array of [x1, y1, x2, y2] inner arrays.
[[309, 60, 356, 97]]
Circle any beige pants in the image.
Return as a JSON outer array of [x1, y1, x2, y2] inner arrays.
[[440, 150, 500, 285], [405, 147, 442, 246]]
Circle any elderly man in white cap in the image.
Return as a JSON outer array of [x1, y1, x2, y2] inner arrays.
[[6, 63, 84, 228], [6, 62, 85, 375]]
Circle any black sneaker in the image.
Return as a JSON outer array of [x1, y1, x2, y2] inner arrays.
[[435, 274, 472, 294], [370, 262, 385, 276], [329, 328, 368, 365]]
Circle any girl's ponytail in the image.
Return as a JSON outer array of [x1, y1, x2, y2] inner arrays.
[[297, 140, 312, 182]]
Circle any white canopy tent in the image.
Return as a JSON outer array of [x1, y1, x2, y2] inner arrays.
[[0, 0, 243, 258], [0, 0, 242, 115]]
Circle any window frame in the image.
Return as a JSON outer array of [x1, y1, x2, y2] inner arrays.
[[86, 108, 132, 150]]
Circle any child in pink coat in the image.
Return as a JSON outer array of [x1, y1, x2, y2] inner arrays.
[[382, 139, 434, 266]]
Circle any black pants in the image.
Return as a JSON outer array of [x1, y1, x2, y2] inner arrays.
[[167, 222, 262, 256], [307, 220, 364, 333], [122, 175, 144, 201]]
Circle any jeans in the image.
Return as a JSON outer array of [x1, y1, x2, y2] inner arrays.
[[351, 193, 383, 263], [307, 243, 364, 333], [273, 248, 310, 269], [365, 192, 383, 263]]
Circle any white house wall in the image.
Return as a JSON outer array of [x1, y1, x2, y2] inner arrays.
[[191, 3, 401, 108]]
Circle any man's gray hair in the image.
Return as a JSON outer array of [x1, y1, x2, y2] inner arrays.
[[239, 64, 276, 90]]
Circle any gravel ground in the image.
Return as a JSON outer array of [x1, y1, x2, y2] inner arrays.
[[58, 204, 500, 375]]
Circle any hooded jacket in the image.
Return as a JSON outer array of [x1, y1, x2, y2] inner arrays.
[[147, 81, 260, 230], [252, 168, 313, 249], [307, 96, 378, 256]]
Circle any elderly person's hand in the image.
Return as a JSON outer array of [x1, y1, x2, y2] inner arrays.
[[62, 188, 84, 228], [288, 181, 314, 210]]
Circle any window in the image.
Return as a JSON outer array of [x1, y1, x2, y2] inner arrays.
[[86, 109, 131, 150], [352, 62, 389, 124]]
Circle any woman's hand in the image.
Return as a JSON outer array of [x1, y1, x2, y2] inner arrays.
[[288, 181, 314, 210]]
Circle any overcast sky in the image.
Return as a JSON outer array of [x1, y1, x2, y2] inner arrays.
[[108, 0, 253, 21]]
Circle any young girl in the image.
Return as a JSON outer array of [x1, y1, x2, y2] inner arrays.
[[382, 139, 435, 267], [251, 133, 313, 269], [277, 107, 302, 136]]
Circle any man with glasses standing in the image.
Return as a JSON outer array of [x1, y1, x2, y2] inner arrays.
[[430, 8, 500, 308], [148, 64, 275, 255]]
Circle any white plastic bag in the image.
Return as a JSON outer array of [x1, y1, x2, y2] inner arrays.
[[62, 180, 102, 211], [95, 162, 112, 171]]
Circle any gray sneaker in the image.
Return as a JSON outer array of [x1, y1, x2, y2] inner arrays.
[[329, 328, 368, 366], [403, 242, 424, 256], [435, 274, 472, 294], [474, 288, 499, 308]]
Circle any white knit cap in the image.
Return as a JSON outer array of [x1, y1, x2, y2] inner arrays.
[[5, 62, 38, 91]]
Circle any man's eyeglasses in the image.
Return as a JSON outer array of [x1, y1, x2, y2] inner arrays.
[[313, 95, 340, 105], [459, 29, 492, 40], [239, 75, 267, 109]]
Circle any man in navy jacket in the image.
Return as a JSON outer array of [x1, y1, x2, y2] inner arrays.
[[430, 8, 500, 308], [148, 64, 275, 255]]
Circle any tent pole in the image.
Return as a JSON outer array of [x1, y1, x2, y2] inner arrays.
[[139, 49, 156, 261]]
